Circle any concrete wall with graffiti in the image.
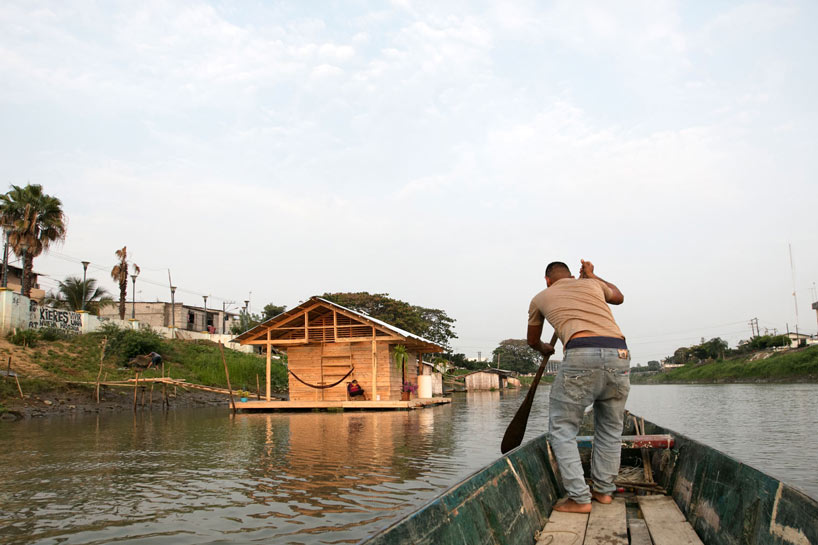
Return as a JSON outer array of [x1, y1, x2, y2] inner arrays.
[[0, 289, 102, 335], [29, 300, 86, 333]]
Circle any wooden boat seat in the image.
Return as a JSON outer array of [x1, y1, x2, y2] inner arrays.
[[575, 434, 674, 449]]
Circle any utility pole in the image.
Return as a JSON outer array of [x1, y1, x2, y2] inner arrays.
[[170, 286, 176, 339], [813, 300, 818, 336], [168, 269, 175, 339], [1, 229, 8, 288], [130, 273, 138, 319], [221, 300, 235, 334], [748, 317, 759, 338], [81, 261, 90, 311], [789, 243, 799, 331], [477, 351, 481, 362]]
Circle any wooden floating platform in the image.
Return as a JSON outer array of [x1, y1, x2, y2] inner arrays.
[[537, 496, 704, 545], [235, 397, 452, 412]]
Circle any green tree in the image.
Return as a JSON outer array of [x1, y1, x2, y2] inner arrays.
[[110, 246, 139, 320], [748, 334, 791, 350], [440, 352, 472, 369], [690, 337, 728, 361], [321, 292, 457, 348], [45, 276, 114, 315], [0, 184, 67, 296], [230, 302, 287, 334], [491, 339, 542, 374], [671, 347, 692, 365], [230, 311, 262, 334], [262, 303, 287, 320]]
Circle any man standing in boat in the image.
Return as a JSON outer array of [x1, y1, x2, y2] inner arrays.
[[527, 259, 629, 513]]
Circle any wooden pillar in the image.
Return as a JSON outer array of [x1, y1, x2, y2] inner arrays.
[[333, 310, 338, 341], [265, 329, 271, 401], [371, 328, 378, 400]]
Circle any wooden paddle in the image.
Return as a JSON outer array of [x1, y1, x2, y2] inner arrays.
[[501, 331, 559, 454]]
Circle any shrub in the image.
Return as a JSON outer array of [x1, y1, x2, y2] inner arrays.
[[8, 329, 38, 347], [38, 328, 72, 342], [92, 322, 164, 363]]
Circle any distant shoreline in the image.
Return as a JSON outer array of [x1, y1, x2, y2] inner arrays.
[[629, 345, 818, 385]]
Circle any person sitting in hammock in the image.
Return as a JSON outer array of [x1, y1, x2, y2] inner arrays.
[[347, 380, 365, 398]]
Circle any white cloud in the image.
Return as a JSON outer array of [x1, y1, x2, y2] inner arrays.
[[2, 0, 817, 360]]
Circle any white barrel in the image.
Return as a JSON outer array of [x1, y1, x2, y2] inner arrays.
[[417, 375, 433, 399]]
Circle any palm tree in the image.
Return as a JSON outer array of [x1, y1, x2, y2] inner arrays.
[[45, 276, 114, 315], [110, 246, 139, 320], [0, 184, 67, 296]]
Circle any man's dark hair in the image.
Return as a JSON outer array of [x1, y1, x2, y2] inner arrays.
[[545, 261, 571, 277]]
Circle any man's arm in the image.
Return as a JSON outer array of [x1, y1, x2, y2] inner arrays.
[[527, 323, 555, 357], [579, 259, 624, 305]]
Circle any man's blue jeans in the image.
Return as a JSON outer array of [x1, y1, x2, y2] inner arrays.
[[548, 348, 631, 504]]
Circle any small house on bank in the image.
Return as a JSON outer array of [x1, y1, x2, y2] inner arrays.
[[464, 368, 516, 391], [233, 297, 449, 409]]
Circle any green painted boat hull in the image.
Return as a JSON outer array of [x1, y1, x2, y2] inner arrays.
[[360, 416, 818, 545]]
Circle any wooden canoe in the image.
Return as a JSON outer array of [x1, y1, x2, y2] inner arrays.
[[358, 415, 818, 544]]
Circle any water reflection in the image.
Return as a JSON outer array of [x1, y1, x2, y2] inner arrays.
[[0, 385, 815, 544]]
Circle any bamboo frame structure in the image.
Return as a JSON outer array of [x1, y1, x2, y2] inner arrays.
[[233, 297, 445, 405]]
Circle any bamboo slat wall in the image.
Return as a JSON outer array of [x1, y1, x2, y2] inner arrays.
[[235, 298, 439, 402], [288, 342, 418, 401]]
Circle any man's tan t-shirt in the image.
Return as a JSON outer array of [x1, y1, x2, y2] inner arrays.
[[528, 278, 624, 346]]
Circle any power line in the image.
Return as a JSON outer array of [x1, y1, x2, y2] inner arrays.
[[42, 250, 237, 303]]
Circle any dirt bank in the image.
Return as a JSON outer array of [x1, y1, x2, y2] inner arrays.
[[0, 384, 231, 421]]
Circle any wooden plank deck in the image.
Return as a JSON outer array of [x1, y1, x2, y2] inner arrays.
[[585, 499, 627, 545], [235, 397, 451, 411], [537, 495, 705, 545], [638, 496, 704, 545], [536, 510, 588, 545]]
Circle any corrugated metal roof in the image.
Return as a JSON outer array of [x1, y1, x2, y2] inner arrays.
[[463, 368, 515, 377], [233, 296, 445, 351]]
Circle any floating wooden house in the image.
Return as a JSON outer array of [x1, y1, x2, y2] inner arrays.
[[464, 368, 515, 391], [233, 297, 449, 410]]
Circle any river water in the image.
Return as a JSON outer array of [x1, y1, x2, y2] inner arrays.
[[1, 384, 816, 544]]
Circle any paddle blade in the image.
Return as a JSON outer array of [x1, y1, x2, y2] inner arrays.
[[501, 393, 535, 453], [501, 371, 541, 454], [500, 331, 558, 454]]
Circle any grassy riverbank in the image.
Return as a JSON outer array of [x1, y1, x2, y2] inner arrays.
[[630, 345, 818, 384], [0, 328, 289, 416], [518, 375, 555, 386]]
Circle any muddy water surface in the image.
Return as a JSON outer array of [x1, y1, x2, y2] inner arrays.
[[1, 384, 816, 544]]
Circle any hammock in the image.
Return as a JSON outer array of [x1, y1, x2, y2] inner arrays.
[[288, 367, 355, 389]]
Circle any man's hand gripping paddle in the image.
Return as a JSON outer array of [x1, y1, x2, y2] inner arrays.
[[500, 331, 559, 454]]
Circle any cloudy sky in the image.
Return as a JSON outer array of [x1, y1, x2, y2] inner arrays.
[[1, 1, 816, 362]]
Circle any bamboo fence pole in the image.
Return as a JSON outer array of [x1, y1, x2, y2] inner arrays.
[[219, 342, 237, 414], [15, 373, 24, 399], [5, 356, 24, 399], [149, 383, 154, 408], [133, 372, 139, 411], [95, 338, 107, 404], [161, 360, 167, 409]]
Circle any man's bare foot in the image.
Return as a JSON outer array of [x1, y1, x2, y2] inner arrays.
[[552, 498, 592, 513], [591, 490, 613, 504]]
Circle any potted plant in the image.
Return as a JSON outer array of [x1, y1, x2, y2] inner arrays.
[[401, 381, 418, 400], [393, 344, 410, 400]]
